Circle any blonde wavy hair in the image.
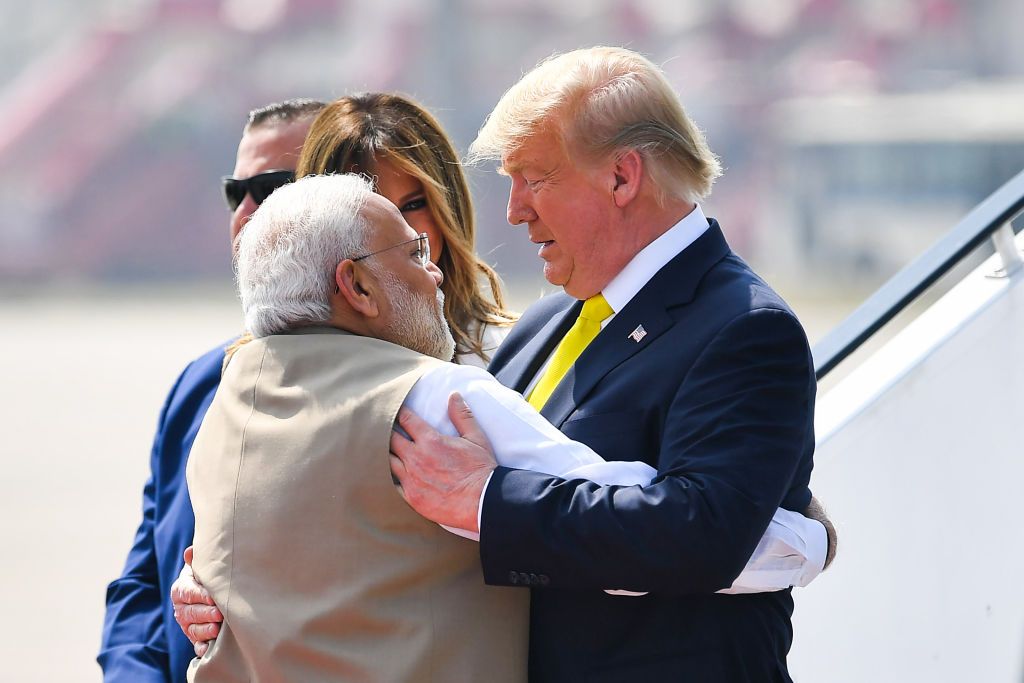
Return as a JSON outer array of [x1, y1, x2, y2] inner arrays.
[[296, 93, 516, 363], [469, 46, 722, 206]]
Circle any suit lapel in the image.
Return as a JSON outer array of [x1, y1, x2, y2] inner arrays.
[[540, 220, 731, 428], [494, 298, 580, 394]]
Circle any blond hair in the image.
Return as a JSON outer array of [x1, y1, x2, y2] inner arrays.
[[470, 46, 722, 205], [296, 93, 516, 363]]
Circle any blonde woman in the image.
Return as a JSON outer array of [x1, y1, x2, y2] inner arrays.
[[296, 92, 516, 366]]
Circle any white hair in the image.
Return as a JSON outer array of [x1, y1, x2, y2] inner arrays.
[[235, 173, 373, 337]]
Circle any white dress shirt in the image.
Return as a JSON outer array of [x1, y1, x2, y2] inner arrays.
[[402, 359, 827, 594]]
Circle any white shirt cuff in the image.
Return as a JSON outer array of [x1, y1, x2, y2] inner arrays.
[[477, 469, 494, 538]]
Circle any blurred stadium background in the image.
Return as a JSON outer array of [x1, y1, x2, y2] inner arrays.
[[1, 0, 1022, 680]]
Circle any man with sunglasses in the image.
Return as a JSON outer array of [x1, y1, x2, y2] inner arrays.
[[99, 98, 324, 683]]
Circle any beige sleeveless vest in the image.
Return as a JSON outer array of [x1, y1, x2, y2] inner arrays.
[[186, 327, 528, 683]]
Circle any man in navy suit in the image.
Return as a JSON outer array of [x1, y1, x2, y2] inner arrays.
[[98, 98, 323, 683], [390, 47, 828, 681]]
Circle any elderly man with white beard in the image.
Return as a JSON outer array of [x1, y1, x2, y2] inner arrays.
[[183, 173, 826, 683]]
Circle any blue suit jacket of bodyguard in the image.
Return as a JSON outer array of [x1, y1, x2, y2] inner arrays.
[[483, 221, 817, 682], [99, 343, 227, 683]]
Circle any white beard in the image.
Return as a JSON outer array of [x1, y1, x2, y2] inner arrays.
[[379, 274, 456, 361]]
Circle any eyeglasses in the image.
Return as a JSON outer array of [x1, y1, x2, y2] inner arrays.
[[222, 170, 295, 211], [351, 233, 430, 267]]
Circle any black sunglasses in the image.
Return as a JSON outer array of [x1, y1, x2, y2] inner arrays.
[[222, 170, 295, 211]]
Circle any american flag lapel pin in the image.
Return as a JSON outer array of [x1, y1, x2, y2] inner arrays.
[[628, 325, 647, 343]]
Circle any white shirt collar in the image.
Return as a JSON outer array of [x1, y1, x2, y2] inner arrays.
[[602, 204, 710, 314]]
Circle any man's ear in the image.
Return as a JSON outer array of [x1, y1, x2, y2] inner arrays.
[[610, 149, 643, 208], [334, 259, 380, 318]]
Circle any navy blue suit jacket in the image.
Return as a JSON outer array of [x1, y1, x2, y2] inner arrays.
[[99, 343, 226, 683], [483, 221, 816, 682]]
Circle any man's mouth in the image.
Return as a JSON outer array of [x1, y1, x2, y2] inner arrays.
[[534, 239, 555, 258]]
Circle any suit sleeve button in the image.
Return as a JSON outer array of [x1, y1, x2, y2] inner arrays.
[[508, 571, 519, 584], [539, 574, 550, 586]]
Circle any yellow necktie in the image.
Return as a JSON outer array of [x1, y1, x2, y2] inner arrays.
[[528, 294, 614, 410]]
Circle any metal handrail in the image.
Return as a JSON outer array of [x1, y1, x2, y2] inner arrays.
[[812, 167, 1024, 380]]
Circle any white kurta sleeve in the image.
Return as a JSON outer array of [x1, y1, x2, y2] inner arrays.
[[717, 509, 827, 594], [404, 364, 654, 481]]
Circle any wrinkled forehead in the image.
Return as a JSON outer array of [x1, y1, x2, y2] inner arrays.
[[499, 126, 568, 175], [235, 119, 309, 176]]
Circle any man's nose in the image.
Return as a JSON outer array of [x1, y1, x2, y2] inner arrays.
[[230, 195, 259, 242], [506, 182, 537, 226], [427, 259, 444, 287]]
